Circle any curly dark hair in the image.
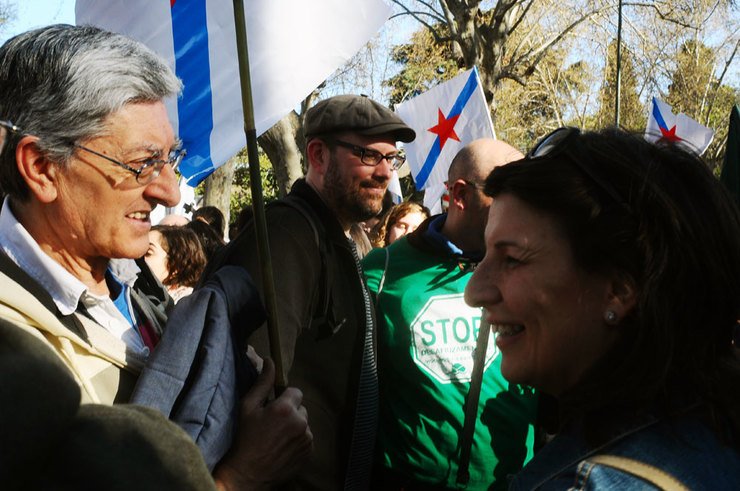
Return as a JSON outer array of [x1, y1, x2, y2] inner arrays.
[[151, 225, 207, 288]]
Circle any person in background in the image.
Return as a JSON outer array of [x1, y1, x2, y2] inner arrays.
[[158, 213, 190, 226], [187, 218, 226, 261], [370, 201, 429, 248], [193, 205, 226, 239], [145, 225, 206, 302], [466, 128, 740, 489], [363, 139, 534, 490], [0, 24, 311, 488], [229, 204, 254, 240]]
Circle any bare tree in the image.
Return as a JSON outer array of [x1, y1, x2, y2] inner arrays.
[[389, 0, 615, 123]]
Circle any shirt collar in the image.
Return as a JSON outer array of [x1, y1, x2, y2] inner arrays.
[[0, 197, 140, 315]]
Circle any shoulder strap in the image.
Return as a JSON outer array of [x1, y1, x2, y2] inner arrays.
[[586, 455, 689, 491], [269, 195, 333, 332], [272, 194, 323, 247]]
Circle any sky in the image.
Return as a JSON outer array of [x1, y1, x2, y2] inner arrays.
[[0, 0, 75, 44]]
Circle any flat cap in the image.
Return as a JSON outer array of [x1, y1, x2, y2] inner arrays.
[[304, 94, 416, 143]]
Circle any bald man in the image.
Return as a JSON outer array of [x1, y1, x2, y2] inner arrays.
[[362, 139, 538, 490]]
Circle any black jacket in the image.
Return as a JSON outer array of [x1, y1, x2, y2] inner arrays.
[[204, 179, 374, 490]]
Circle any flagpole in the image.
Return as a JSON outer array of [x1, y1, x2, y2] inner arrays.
[[615, 0, 623, 126], [232, 0, 286, 392]]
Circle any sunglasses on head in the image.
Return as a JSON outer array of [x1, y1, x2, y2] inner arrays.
[[527, 127, 631, 212]]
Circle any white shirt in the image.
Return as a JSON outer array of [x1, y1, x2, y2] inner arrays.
[[0, 198, 149, 356]]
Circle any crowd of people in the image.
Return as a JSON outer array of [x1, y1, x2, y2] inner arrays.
[[0, 23, 738, 491]]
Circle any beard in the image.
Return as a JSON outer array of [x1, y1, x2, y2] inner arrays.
[[323, 153, 387, 224]]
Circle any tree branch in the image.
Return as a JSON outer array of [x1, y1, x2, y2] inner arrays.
[[704, 36, 740, 126], [624, 2, 700, 29], [505, 6, 608, 80], [504, 0, 534, 36], [390, 1, 446, 40]]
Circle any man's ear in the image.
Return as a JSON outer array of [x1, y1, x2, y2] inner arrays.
[[16, 136, 59, 203], [306, 139, 329, 175], [604, 276, 638, 325], [449, 178, 468, 211]]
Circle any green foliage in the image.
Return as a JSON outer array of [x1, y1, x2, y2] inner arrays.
[[666, 40, 715, 120], [666, 40, 740, 171], [229, 148, 279, 223], [495, 45, 592, 152], [383, 26, 463, 106], [595, 40, 644, 131]]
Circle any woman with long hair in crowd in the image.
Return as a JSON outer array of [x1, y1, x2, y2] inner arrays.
[[371, 201, 429, 248]]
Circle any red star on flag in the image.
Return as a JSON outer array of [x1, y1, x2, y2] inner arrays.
[[428, 109, 461, 149], [659, 125, 682, 143]]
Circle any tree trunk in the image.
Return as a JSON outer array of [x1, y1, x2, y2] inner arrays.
[[258, 111, 303, 197], [202, 155, 237, 226]]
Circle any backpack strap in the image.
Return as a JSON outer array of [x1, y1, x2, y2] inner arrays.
[[585, 455, 689, 490], [269, 195, 338, 338]]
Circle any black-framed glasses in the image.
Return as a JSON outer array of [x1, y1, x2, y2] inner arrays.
[[73, 143, 185, 185], [325, 138, 406, 171], [527, 127, 630, 211], [0, 119, 185, 185]]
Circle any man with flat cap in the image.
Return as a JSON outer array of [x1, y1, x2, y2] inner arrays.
[[205, 94, 415, 490]]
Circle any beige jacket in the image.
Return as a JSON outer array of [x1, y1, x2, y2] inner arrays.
[[0, 254, 171, 404]]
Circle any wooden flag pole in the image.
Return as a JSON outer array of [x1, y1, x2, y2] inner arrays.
[[615, 0, 623, 127], [232, 0, 286, 392], [456, 309, 492, 486]]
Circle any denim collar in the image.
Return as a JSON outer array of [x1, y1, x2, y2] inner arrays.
[[511, 414, 662, 489]]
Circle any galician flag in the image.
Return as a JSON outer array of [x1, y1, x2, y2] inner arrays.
[[395, 67, 495, 213], [75, 0, 392, 186], [645, 97, 714, 156]]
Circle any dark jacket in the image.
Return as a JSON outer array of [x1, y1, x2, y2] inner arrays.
[[0, 315, 216, 490], [131, 266, 264, 470], [204, 179, 373, 490]]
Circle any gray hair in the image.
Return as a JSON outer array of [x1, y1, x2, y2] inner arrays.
[[0, 24, 182, 201]]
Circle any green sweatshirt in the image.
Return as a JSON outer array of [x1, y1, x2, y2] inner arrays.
[[363, 218, 537, 490]]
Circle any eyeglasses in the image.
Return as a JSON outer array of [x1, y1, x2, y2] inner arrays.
[[0, 119, 185, 185], [464, 179, 485, 191], [73, 144, 186, 185], [527, 127, 630, 211], [326, 138, 406, 171]]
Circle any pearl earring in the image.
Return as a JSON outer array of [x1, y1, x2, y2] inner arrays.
[[605, 310, 618, 323]]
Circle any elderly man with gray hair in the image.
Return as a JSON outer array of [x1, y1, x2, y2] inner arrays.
[[0, 24, 310, 488]]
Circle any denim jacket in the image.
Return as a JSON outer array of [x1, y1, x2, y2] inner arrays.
[[510, 406, 740, 490]]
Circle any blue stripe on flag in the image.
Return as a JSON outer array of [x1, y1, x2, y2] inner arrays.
[[171, 1, 215, 186], [415, 69, 479, 189], [651, 97, 668, 131]]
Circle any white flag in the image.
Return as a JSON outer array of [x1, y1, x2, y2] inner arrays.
[[76, 0, 392, 186], [395, 67, 495, 196], [645, 97, 714, 156]]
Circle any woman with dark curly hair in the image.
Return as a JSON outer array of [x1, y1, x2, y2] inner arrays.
[[145, 225, 207, 302], [466, 127, 740, 489]]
